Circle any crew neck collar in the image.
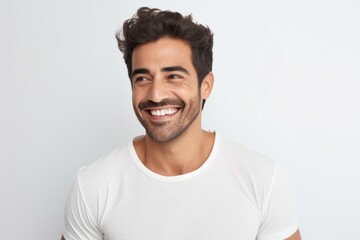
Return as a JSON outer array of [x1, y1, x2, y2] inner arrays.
[[128, 132, 220, 182]]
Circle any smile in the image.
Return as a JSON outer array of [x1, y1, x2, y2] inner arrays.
[[149, 108, 179, 116]]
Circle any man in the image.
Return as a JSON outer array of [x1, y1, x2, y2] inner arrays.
[[62, 7, 301, 240]]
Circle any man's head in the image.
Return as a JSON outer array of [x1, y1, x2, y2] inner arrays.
[[116, 7, 214, 143], [115, 7, 213, 88]]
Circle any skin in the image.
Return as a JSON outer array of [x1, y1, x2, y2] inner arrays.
[[131, 37, 214, 176], [286, 230, 302, 240], [60, 37, 301, 240]]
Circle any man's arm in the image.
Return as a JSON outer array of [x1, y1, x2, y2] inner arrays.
[[285, 229, 301, 240]]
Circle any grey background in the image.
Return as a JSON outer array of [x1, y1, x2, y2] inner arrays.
[[1, 0, 359, 239]]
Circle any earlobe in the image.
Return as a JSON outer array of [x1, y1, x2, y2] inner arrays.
[[201, 72, 214, 100]]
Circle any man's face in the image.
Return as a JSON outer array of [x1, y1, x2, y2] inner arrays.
[[131, 37, 202, 143]]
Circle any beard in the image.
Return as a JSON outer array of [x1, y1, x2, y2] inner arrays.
[[133, 94, 201, 143]]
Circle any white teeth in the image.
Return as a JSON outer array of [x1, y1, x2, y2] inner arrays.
[[150, 108, 178, 116]]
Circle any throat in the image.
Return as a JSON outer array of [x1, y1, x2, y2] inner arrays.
[[133, 130, 215, 176]]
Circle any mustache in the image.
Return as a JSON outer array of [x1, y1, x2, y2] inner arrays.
[[138, 99, 185, 110]]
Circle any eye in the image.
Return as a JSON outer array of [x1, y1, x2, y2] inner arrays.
[[167, 74, 183, 80], [133, 76, 151, 84]]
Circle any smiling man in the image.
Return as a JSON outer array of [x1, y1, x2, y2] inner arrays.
[[61, 7, 301, 240]]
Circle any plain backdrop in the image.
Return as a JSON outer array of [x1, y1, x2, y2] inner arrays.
[[1, 0, 359, 239]]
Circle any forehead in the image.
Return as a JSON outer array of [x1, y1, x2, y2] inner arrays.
[[131, 37, 193, 70]]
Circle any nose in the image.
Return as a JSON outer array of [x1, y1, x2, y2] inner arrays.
[[147, 78, 169, 103]]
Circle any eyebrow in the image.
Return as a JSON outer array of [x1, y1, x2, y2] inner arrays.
[[131, 66, 189, 78], [131, 68, 150, 77], [162, 66, 189, 74]]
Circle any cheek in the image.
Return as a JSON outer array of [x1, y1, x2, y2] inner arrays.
[[170, 85, 198, 98], [132, 89, 144, 103]]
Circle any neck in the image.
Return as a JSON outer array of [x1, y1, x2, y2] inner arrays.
[[133, 121, 215, 176]]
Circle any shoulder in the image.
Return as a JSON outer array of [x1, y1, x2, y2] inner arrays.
[[217, 137, 278, 177], [75, 143, 133, 196], [215, 136, 284, 206], [216, 136, 298, 228], [79, 144, 129, 176], [67, 143, 134, 225], [64, 144, 132, 237]]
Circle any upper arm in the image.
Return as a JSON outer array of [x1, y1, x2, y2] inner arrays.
[[257, 163, 299, 239], [63, 178, 103, 240]]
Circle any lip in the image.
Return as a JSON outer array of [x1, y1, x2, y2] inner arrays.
[[143, 105, 179, 111]]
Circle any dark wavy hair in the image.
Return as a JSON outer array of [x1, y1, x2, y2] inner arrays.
[[115, 7, 213, 87]]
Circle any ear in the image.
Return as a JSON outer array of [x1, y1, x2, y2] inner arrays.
[[200, 71, 214, 100]]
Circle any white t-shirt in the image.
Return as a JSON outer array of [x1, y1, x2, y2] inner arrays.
[[63, 134, 298, 240]]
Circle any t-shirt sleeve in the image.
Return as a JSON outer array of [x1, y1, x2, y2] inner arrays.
[[63, 176, 103, 240], [256, 163, 299, 240]]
